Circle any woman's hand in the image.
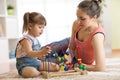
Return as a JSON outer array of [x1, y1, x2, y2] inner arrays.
[[73, 19, 80, 28]]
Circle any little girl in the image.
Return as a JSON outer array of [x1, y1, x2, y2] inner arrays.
[[15, 12, 59, 78], [69, 0, 106, 71]]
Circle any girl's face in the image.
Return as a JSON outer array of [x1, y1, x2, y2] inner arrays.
[[76, 8, 95, 28], [29, 24, 45, 37]]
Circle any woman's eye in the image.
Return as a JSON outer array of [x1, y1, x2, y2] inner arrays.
[[81, 18, 86, 20], [39, 26, 41, 28]]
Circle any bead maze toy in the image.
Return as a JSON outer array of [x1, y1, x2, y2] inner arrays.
[[41, 56, 88, 79], [41, 67, 87, 79], [40, 42, 88, 79]]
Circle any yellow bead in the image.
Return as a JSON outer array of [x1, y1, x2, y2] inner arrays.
[[64, 54, 68, 59], [56, 57, 61, 62], [60, 66, 65, 70], [82, 64, 86, 67]]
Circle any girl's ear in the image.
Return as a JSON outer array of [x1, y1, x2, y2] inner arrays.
[[28, 23, 32, 30]]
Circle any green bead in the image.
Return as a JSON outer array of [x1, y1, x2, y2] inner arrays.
[[52, 53, 56, 57], [61, 63, 65, 66], [78, 64, 83, 69], [53, 53, 58, 58], [61, 57, 64, 62], [82, 66, 86, 70]]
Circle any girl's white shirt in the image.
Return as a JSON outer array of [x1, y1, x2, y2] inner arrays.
[[16, 35, 39, 58]]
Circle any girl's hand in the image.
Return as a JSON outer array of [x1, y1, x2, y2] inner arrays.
[[41, 46, 51, 55], [38, 55, 45, 60], [38, 46, 51, 60]]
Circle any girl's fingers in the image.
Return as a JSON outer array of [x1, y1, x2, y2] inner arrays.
[[48, 50, 52, 53], [46, 46, 51, 50]]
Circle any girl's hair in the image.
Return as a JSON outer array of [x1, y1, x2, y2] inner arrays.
[[78, 0, 102, 18], [22, 12, 47, 33]]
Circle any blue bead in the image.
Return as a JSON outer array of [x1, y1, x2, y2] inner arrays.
[[64, 66, 69, 71], [66, 51, 70, 55]]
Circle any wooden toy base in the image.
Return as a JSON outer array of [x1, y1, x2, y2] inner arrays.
[[41, 68, 87, 79]]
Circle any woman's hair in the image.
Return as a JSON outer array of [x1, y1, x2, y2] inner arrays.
[[78, 0, 102, 18], [22, 12, 47, 33]]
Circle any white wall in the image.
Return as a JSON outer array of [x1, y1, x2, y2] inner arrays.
[[17, 0, 80, 46], [17, 0, 112, 54], [17, 0, 47, 46], [102, 0, 112, 53], [45, 0, 80, 44], [110, 0, 120, 49]]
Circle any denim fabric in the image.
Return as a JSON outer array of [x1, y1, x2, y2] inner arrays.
[[16, 36, 41, 75]]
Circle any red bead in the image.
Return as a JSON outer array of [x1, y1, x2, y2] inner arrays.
[[78, 61, 82, 64], [68, 65, 73, 69]]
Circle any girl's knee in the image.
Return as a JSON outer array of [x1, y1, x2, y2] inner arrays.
[[51, 63, 60, 71], [29, 70, 40, 78], [22, 67, 40, 78], [56, 64, 60, 71]]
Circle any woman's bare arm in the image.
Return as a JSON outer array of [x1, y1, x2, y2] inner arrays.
[[86, 33, 106, 71]]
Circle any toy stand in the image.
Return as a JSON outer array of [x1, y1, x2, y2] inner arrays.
[[41, 68, 87, 79]]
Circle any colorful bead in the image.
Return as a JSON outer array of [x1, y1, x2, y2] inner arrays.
[[66, 51, 70, 55], [61, 57, 64, 62], [82, 66, 86, 70], [64, 54, 68, 59], [64, 66, 69, 71], [60, 66, 64, 70], [68, 65, 73, 69], [56, 57, 61, 62], [65, 62, 70, 65], [78, 64, 83, 69], [82, 64, 87, 70]]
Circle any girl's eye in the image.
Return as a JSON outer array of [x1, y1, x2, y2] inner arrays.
[[39, 26, 44, 29]]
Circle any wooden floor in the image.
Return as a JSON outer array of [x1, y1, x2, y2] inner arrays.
[[0, 50, 120, 74]]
